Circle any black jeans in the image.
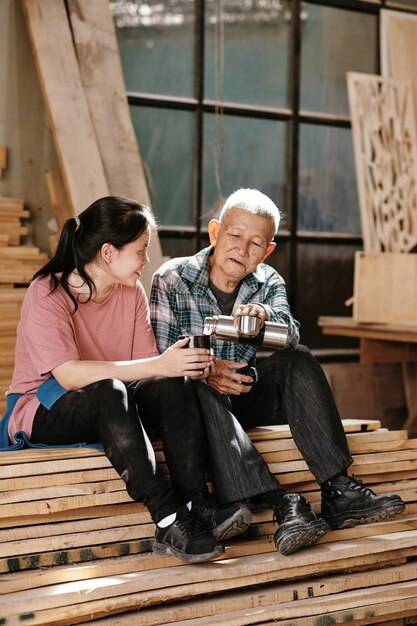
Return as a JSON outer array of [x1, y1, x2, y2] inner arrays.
[[230, 346, 353, 484], [31, 377, 209, 524], [192, 346, 353, 504]]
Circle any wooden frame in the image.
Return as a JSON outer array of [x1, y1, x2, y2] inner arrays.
[[347, 72, 417, 253]]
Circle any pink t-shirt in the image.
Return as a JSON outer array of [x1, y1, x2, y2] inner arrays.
[[7, 276, 159, 441]]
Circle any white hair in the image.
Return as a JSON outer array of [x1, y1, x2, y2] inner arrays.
[[219, 188, 280, 235]]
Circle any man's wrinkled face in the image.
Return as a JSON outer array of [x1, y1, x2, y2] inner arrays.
[[208, 207, 276, 282]]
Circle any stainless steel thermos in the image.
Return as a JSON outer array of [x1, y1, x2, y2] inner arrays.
[[203, 314, 288, 349]]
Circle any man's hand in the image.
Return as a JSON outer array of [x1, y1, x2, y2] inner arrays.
[[233, 303, 267, 329], [207, 357, 254, 395]]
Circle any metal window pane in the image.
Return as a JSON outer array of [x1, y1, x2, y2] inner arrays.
[[301, 4, 377, 115], [202, 114, 288, 226], [130, 106, 195, 226], [296, 243, 360, 349], [159, 236, 197, 259], [204, 1, 290, 108], [298, 124, 361, 234], [111, 1, 195, 97]]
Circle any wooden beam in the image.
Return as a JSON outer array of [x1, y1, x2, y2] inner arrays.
[[20, 0, 109, 216], [0, 145, 6, 174], [66, 0, 163, 294], [44, 169, 72, 231], [360, 338, 417, 364]]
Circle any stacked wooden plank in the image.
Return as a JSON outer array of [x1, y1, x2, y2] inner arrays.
[[2, 420, 417, 625], [0, 197, 29, 248], [0, 196, 49, 283], [0, 195, 48, 414]]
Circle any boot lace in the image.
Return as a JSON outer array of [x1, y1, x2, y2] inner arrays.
[[176, 509, 207, 539], [273, 493, 301, 525], [347, 475, 375, 497]]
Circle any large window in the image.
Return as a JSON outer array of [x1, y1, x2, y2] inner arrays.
[[111, 0, 417, 351]]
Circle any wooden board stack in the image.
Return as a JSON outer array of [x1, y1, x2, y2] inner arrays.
[[0, 191, 48, 415], [1, 420, 417, 625]]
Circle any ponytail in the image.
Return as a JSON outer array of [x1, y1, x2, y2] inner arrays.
[[32, 196, 155, 312]]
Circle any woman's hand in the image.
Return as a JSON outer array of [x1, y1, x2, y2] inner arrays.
[[157, 337, 212, 378]]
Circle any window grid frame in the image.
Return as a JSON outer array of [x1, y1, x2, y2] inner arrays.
[[124, 0, 416, 336]]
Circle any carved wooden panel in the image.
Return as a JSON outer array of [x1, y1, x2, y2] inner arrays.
[[347, 72, 417, 252]]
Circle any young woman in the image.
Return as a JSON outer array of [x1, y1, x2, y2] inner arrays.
[[1, 196, 251, 563]]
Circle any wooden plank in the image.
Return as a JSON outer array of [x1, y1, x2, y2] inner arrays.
[[0, 521, 156, 560], [0, 246, 47, 261], [44, 168, 73, 231], [0, 501, 144, 530], [0, 536, 154, 575], [353, 252, 417, 326], [254, 429, 408, 454], [0, 478, 126, 505], [66, 0, 163, 295], [85, 562, 417, 626], [21, 0, 109, 216], [0, 223, 28, 245], [318, 315, 417, 343], [5, 557, 414, 625], [0, 467, 122, 492], [0, 454, 112, 477], [0, 509, 151, 545], [0, 419, 379, 467], [385, 13, 417, 135], [247, 419, 382, 441], [155, 594, 417, 626], [0, 489, 131, 518], [261, 445, 417, 465], [0, 197, 24, 210], [0, 145, 6, 173], [2, 531, 417, 617], [4, 515, 416, 594], [361, 337, 417, 364], [3, 545, 417, 625], [66, 0, 149, 206], [0, 288, 26, 302], [0, 210, 30, 219]]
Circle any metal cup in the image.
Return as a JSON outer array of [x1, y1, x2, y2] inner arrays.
[[237, 315, 262, 337], [178, 335, 211, 349]]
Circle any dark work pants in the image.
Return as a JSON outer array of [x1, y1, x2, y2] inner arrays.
[[31, 377, 209, 524], [194, 346, 353, 503], [231, 346, 353, 484]]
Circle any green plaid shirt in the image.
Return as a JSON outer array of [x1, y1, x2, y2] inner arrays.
[[150, 246, 300, 363]]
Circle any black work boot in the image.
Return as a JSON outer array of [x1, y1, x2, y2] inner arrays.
[[273, 493, 329, 556], [191, 494, 252, 541], [321, 474, 405, 530], [153, 506, 224, 563]]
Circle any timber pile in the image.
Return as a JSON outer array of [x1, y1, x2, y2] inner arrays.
[[0, 193, 48, 415], [1, 420, 417, 625]]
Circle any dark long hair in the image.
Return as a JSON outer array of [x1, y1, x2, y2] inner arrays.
[[33, 196, 156, 311]]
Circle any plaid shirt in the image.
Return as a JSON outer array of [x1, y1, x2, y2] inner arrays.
[[150, 245, 300, 363]]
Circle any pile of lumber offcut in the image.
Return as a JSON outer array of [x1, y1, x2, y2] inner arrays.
[[0, 190, 48, 415], [1, 420, 417, 625]]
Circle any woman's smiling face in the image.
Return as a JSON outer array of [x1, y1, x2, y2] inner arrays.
[[106, 227, 151, 287]]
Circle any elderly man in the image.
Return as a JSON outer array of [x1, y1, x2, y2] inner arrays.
[[150, 188, 405, 555]]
